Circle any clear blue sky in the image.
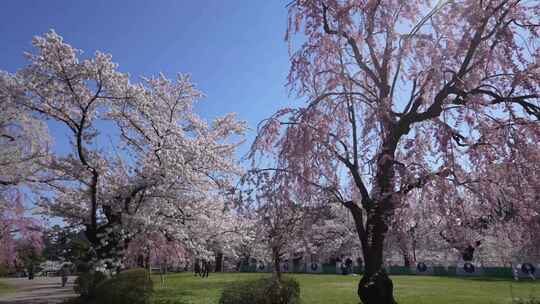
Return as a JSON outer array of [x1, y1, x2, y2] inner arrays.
[[0, 0, 296, 158]]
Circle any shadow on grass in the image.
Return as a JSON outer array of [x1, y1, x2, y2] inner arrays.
[[161, 280, 231, 291], [152, 273, 272, 304]]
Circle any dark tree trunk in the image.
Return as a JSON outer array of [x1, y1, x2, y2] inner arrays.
[[411, 237, 417, 263], [351, 132, 399, 303], [215, 252, 223, 272], [357, 214, 397, 304], [145, 254, 150, 270], [272, 246, 282, 281], [137, 254, 145, 268], [358, 269, 396, 304], [403, 253, 410, 268], [342, 124, 401, 303], [84, 212, 130, 270]]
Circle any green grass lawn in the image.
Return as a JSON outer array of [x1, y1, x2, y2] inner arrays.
[[152, 273, 540, 304], [0, 280, 15, 296]]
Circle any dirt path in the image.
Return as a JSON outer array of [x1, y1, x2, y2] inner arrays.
[[0, 276, 77, 304]]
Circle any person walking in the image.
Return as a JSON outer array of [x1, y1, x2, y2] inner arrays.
[[201, 260, 209, 278], [59, 265, 69, 287], [27, 263, 35, 280]]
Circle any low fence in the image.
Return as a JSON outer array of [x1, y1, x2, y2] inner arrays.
[[239, 264, 516, 278], [387, 266, 512, 277]]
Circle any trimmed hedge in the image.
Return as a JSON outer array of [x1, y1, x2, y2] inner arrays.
[[388, 266, 412, 275], [320, 264, 333, 274], [239, 264, 257, 272], [219, 277, 300, 304], [94, 268, 153, 304], [432, 266, 448, 276], [484, 267, 513, 278]]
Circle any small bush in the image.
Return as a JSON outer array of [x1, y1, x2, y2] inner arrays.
[[94, 268, 153, 304], [219, 277, 300, 304], [76, 262, 91, 274], [74, 271, 107, 299]]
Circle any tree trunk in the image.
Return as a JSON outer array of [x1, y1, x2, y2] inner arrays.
[[411, 237, 417, 263], [84, 208, 129, 270], [356, 209, 397, 304], [137, 254, 145, 268], [351, 146, 399, 304], [272, 246, 282, 281], [403, 252, 410, 268], [215, 252, 223, 272], [358, 268, 396, 304]]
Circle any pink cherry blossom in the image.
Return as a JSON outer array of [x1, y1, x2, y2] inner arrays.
[[252, 1, 540, 303]]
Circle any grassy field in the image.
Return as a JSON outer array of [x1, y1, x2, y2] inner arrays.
[[152, 272, 540, 304], [0, 281, 15, 296]]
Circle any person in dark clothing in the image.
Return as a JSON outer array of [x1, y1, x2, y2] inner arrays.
[[28, 264, 34, 280], [462, 241, 481, 261], [345, 258, 353, 274], [201, 260, 209, 278], [340, 261, 347, 275], [356, 257, 363, 273], [59, 265, 69, 287], [194, 259, 201, 276]]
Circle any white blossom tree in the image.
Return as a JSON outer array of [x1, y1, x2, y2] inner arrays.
[[1, 31, 246, 268], [0, 71, 50, 270]]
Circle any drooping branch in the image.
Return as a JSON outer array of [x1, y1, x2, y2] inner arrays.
[[322, 3, 381, 88]]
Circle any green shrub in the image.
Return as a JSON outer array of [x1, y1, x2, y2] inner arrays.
[[76, 262, 91, 274], [0, 264, 9, 277], [219, 277, 300, 304], [94, 268, 153, 304], [74, 271, 107, 299]]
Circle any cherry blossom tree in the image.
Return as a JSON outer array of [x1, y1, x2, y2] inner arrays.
[[0, 190, 43, 271], [1, 31, 246, 270], [124, 232, 187, 271], [423, 138, 540, 264], [251, 1, 540, 302], [386, 202, 418, 267], [242, 169, 364, 278], [0, 72, 51, 188], [0, 72, 48, 271], [180, 198, 253, 273], [305, 204, 362, 265], [245, 171, 307, 280]]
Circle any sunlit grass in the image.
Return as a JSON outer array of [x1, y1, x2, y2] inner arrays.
[[152, 272, 540, 304]]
